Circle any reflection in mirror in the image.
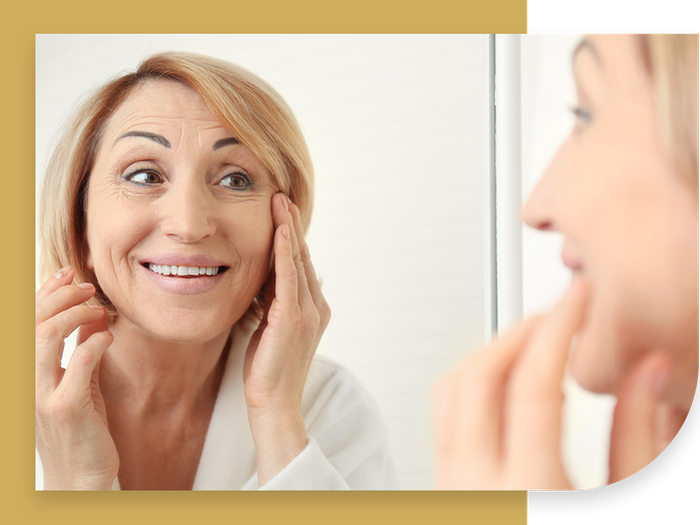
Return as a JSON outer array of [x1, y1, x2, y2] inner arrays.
[[521, 35, 616, 490], [36, 34, 494, 490]]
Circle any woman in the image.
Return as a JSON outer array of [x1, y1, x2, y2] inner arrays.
[[35, 52, 398, 490], [435, 34, 698, 489]]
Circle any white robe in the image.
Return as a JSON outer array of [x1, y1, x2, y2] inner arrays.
[[38, 325, 400, 490]]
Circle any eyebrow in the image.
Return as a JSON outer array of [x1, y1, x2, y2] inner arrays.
[[572, 38, 604, 68], [114, 131, 171, 148], [213, 137, 241, 150]]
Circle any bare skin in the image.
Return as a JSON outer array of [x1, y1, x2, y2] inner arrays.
[[36, 82, 330, 490]]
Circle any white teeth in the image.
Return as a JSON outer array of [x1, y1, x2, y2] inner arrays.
[[148, 264, 220, 276]]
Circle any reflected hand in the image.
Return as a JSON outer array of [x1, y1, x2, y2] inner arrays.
[[243, 193, 331, 486], [609, 350, 685, 483], [35, 267, 118, 490], [434, 279, 588, 489]]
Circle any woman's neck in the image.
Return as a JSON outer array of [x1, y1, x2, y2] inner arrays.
[[98, 317, 233, 414]]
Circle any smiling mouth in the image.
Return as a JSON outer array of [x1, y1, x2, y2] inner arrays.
[[144, 263, 229, 277]]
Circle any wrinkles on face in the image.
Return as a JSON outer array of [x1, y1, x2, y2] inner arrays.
[[85, 79, 277, 345]]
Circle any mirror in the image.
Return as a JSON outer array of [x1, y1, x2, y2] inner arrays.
[[36, 34, 494, 490]]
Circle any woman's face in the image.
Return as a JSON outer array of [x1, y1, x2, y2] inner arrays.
[[86, 80, 277, 344], [522, 35, 698, 399]]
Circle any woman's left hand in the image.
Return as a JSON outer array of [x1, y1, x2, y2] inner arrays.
[[434, 279, 588, 490], [243, 192, 331, 486]]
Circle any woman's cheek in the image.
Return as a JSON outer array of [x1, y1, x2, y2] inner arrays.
[[570, 279, 650, 395], [230, 205, 275, 271]]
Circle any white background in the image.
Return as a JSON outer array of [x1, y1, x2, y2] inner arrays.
[[35, 34, 493, 490]]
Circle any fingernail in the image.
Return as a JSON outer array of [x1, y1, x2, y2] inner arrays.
[[78, 282, 95, 291], [281, 194, 289, 210], [89, 305, 103, 311], [281, 224, 290, 240], [54, 266, 70, 279]]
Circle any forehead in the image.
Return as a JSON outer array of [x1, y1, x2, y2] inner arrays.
[[103, 80, 226, 138]]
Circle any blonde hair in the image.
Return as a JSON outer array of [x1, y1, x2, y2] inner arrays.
[[641, 34, 699, 188], [40, 52, 314, 324]]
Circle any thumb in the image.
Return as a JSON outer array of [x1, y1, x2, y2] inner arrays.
[[609, 351, 670, 484], [77, 306, 109, 346]]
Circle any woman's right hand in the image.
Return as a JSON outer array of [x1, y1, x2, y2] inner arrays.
[[35, 266, 118, 490]]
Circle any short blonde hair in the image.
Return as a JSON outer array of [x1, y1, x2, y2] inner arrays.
[[641, 34, 699, 188], [40, 51, 314, 324]]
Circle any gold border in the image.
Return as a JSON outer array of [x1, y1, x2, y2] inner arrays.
[[6, 1, 526, 523]]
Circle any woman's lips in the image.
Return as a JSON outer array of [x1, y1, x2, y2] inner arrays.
[[142, 253, 226, 267], [140, 254, 229, 295]]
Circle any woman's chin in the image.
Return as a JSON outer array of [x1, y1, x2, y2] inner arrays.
[[114, 311, 240, 347], [569, 327, 620, 395]]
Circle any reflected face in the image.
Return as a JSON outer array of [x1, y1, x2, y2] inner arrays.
[[522, 35, 698, 398], [86, 80, 277, 343]]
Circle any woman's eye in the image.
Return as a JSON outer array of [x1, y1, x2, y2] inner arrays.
[[220, 172, 252, 190], [124, 170, 163, 185], [570, 106, 592, 126]]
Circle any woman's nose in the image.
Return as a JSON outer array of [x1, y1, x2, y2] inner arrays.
[[521, 137, 572, 232], [160, 178, 216, 242], [522, 178, 555, 232]]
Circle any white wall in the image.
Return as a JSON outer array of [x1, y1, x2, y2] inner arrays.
[[520, 35, 617, 489], [36, 34, 493, 489]]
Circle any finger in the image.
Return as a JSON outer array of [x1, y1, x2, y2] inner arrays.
[[289, 201, 327, 311], [272, 193, 310, 309], [272, 214, 299, 310], [281, 196, 312, 306], [506, 279, 588, 467], [36, 282, 96, 326], [658, 350, 698, 410], [77, 306, 109, 346], [60, 331, 114, 398], [438, 316, 543, 463], [609, 351, 670, 484], [654, 402, 687, 455], [36, 304, 106, 393], [35, 266, 73, 305]]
